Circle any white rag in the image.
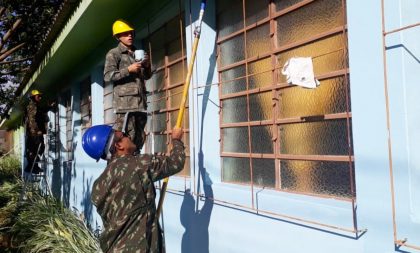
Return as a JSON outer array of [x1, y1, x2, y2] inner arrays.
[[281, 57, 320, 89]]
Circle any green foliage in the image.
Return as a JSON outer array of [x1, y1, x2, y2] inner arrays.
[[0, 156, 21, 185], [0, 180, 22, 252], [0, 156, 100, 252], [11, 193, 101, 253], [0, 0, 64, 117]]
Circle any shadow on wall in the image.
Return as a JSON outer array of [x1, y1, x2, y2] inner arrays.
[[62, 160, 72, 208], [386, 44, 420, 64], [179, 31, 217, 253], [81, 169, 94, 227], [180, 171, 213, 253], [51, 158, 62, 199]]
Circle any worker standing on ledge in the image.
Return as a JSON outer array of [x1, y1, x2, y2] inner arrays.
[[104, 19, 152, 152]]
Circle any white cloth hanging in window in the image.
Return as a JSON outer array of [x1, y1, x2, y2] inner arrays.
[[281, 57, 320, 89]]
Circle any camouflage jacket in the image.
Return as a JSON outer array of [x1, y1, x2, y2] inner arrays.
[[91, 140, 185, 253], [104, 43, 152, 113], [25, 99, 50, 136]]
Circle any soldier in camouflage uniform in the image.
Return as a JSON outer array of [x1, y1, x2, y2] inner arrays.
[[24, 90, 54, 174], [104, 19, 152, 151], [82, 125, 185, 253]]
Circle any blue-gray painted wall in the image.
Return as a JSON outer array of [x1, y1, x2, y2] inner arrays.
[[36, 0, 420, 252]]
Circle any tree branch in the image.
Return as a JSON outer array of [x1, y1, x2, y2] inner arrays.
[[0, 7, 5, 17], [0, 67, 29, 76], [0, 18, 22, 52], [0, 57, 32, 65], [0, 42, 26, 62]]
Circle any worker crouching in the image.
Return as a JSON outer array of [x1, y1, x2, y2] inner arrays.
[[82, 124, 185, 253]]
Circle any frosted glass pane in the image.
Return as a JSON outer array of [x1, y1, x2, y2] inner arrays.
[[217, 0, 243, 38], [151, 113, 166, 132], [103, 94, 113, 109], [221, 65, 247, 95], [104, 82, 113, 94], [245, 0, 269, 26], [278, 76, 349, 118], [249, 91, 273, 121], [168, 38, 183, 63], [147, 70, 165, 92], [104, 109, 115, 125], [166, 17, 181, 43], [169, 61, 186, 85], [249, 58, 272, 89], [81, 116, 91, 128], [222, 157, 251, 184], [183, 132, 190, 155], [148, 91, 166, 112], [274, 0, 304, 12], [280, 160, 354, 198], [276, 0, 344, 47], [246, 24, 270, 58], [154, 134, 167, 153], [277, 34, 346, 82], [151, 48, 165, 68], [177, 158, 190, 177], [251, 126, 273, 154], [80, 104, 90, 117], [146, 115, 152, 133], [252, 159, 275, 187], [279, 120, 352, 155], [150, 27, 165, 49], [222, 127, 249, 153], [169, 85, 188, 109], [222, 96, 248, 123], [220, 35, 245, 67], [170, 109, 189, 129]]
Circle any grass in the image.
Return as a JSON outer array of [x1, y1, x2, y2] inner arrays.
[[0, 155, 101, 253], [0, 156, 21, 185], [11, 194, 101, 253]]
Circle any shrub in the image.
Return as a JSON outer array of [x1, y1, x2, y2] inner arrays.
[[0, 156, 21, 185], [11, 193, 101, 253]]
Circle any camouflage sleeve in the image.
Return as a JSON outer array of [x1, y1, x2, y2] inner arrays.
[[26, 102, 39, 135], [148, 139, 186, 182], [104, 51, 130, 83]]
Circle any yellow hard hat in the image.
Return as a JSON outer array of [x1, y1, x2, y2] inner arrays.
[[31, 90, 42, 96], [112, 19, 134, 36]]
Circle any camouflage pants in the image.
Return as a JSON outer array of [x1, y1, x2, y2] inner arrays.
[[114, 112, 147, 151]]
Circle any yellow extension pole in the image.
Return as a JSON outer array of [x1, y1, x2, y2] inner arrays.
[[156, 0, 206, 218]]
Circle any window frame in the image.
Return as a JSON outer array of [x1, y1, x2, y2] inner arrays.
[[217, 0, 354, 201]]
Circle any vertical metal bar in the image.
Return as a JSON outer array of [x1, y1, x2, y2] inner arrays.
[[157, 0, 207, 218], [177, 0, 188, 189], [147, 22, 155, 155], [340, 0, 358, 235], [270, 0, 281, 190], [381, 0, 398, 243], [242, 0, 255, 209]]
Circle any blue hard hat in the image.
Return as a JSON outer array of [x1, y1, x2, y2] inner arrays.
[[82, 125, 113, 161]]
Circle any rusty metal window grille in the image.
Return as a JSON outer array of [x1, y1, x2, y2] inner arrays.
[[217, 0, 354, 200], [63, 91, 73, 161], [143, 14, 190, 176], [80, 77, 92, 135], [381, 0, 420, 250]]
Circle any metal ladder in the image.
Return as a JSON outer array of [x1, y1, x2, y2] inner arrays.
[[21, 134, 53, 200]]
